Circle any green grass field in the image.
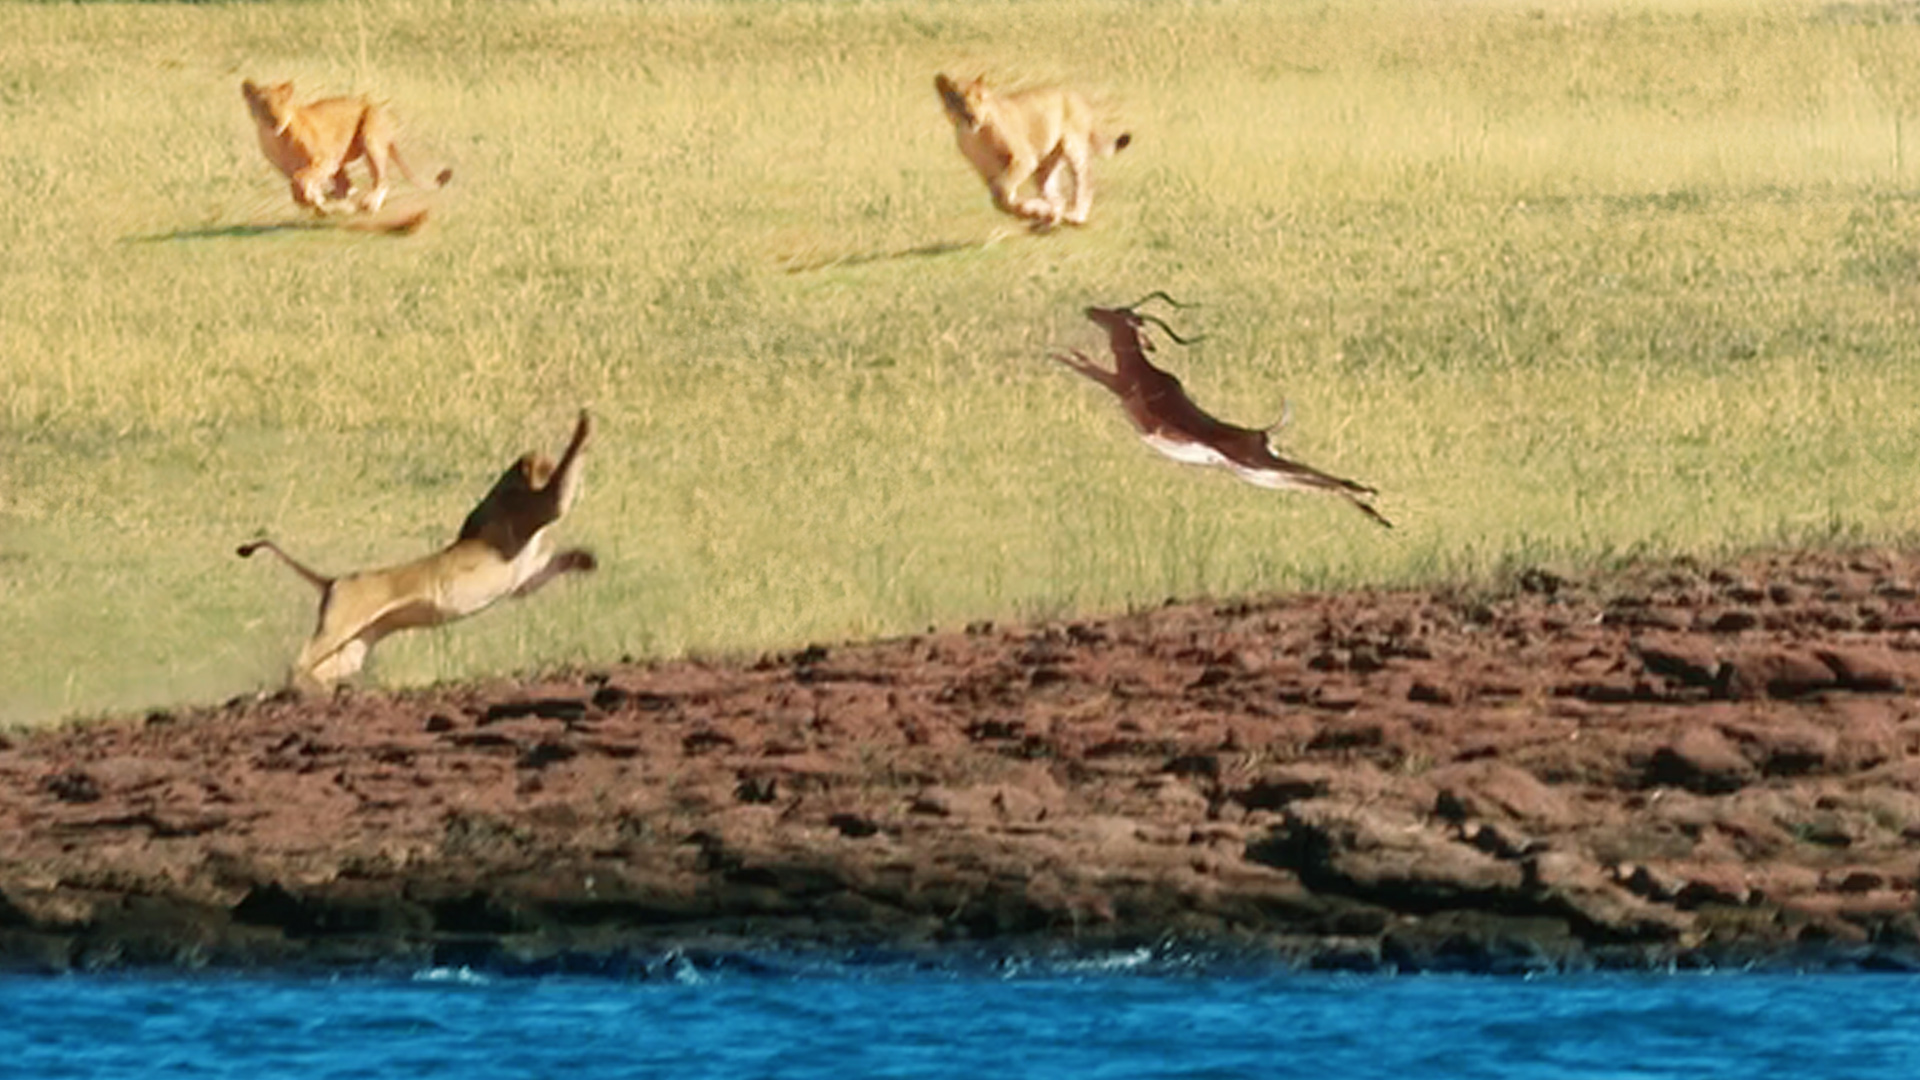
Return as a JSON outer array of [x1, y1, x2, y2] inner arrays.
[[4, 0, 1919, 724]]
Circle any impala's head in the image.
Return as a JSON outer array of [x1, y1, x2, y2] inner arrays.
[[1084, 292, 1202, 348], [514, 452, 558, 492], [935, 73, 989, 130], [457, 411, 592, 552]]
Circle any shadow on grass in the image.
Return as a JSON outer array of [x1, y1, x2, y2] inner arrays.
[[128, 207, 431, 243], [779, 231, 1027, 273], [129, 222, 334, 242]]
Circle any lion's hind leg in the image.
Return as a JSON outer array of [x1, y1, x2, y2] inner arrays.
[[355, 153, 390, 214], [292, 585, 440, 691], [1033, 147, 1074, 227], [1059, 140, 1095, 226], [295, 637, 369, 693], [350, 148, 389, 214], [352, 109, 397, 214]]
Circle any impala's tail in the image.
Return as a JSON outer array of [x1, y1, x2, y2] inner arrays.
[[236, 538, 334, 591]]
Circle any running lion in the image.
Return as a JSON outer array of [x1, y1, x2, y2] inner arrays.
[[934, 73, 1130, 229], [242, 78, 452, 215]]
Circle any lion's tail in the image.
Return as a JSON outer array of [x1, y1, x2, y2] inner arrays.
[[237, 538, 334, 592], [389, 143, 454, 191]]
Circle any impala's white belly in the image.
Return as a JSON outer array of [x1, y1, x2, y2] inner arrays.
[[1141, 433, 1230, 468], [1227, 462, 1308, 491], [1139, 432, 1315, 491]]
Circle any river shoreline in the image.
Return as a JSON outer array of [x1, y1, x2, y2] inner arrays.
[[5, 546, 1919, 976]]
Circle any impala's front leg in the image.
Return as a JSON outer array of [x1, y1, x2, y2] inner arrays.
[[1051, 350, 1120, 393]]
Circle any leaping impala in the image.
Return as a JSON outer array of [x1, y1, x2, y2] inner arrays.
[[1053, 294, 1392, 528]]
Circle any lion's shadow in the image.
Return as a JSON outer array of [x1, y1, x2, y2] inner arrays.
[[129, 222, 335, 242], [781, 235, 1025, 274], [128, 205, 431, 243]]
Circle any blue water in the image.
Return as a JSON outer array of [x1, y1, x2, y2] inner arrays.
[[3, 960, 1915, 1079]]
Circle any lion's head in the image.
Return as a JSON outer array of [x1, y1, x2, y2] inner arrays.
[[241, 79, 297, 135], [935, 73, 989, 130]]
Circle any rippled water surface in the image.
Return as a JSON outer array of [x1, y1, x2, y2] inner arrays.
[[4, 961, 1915, 1079]]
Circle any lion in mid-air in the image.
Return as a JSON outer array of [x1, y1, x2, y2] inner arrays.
[[242, 79, 452, 215], [935, 73, 1130, 229], [238, 411, 596, 692]]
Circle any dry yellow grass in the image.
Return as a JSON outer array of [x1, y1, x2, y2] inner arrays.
[[3, 0, 1918, 723]]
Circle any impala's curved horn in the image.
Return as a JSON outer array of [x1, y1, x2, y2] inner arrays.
[[1125, 291, 1198, 313], [1132, 310, 1204, 346], [1117, 292, 1202, 344]]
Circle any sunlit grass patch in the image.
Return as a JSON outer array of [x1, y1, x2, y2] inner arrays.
[[3, 0, 1919, 723]]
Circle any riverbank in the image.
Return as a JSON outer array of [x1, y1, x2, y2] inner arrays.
[[4, 546, 1918, 975]]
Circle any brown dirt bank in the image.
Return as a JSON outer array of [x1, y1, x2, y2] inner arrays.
[[5, 546, 1920, 976]]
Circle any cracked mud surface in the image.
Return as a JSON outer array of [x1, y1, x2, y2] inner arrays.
[[5, 546, 1920, 975]]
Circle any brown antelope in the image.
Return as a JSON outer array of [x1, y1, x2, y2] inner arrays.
[[1053, 295, 1391, 528]]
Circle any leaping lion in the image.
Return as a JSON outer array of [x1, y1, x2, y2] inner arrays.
[[238, 411, 597, 692]]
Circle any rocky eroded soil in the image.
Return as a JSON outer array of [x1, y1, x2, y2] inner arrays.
[[5, 547, 1920, 975]]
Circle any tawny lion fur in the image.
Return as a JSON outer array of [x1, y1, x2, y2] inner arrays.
[[238, 411, 596, 692], [935, 73, 1130, 228], [242, 79, 452, 215]]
